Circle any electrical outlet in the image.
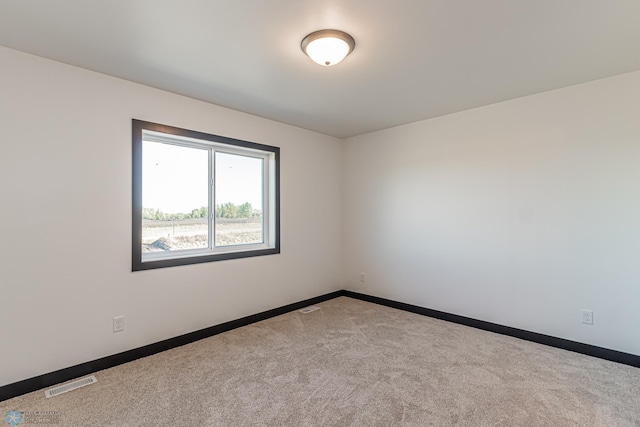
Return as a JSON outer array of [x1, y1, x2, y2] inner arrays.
[[113, 316, 125, 333], [360, 272, 366, 282], [581, 309, 593, 325]]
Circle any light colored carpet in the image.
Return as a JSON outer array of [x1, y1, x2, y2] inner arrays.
[[2, 297, 639, 426]]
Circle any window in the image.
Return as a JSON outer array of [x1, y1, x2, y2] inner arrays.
[[132, 120, 280, 271]]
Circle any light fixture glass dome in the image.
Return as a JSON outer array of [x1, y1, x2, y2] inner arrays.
[[301, 29, 355, 66]]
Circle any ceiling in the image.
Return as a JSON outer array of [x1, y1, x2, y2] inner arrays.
[[1, 1, 639, 138]]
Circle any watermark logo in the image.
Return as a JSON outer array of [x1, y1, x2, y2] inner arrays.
[[4, 411, 60, 425], [5, 411, 22, 426]]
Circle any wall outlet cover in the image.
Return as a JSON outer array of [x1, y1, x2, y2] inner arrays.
[[113, 316, 125, 332], [581, 309, 593, 325]]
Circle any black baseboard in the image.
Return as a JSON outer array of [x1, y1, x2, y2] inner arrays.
[[3, 289, 637, 402], [342, 290, 640, 368], [0, 291, 342, 402]]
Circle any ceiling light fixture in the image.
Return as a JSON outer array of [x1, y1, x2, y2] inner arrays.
[[301, 29, 355, 67]]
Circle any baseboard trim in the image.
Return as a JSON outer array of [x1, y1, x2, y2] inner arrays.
[[3, 289, 637, 402], [0, 290, 343, 402], [342, 290, 640, 368]]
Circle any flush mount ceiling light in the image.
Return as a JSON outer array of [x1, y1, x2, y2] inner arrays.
[[301, 29, 355, 66]]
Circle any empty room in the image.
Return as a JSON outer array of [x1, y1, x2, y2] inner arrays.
[[1, 1, 639, 426]]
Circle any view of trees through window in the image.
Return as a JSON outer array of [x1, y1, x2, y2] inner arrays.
[[141, 202, 263, 253], [141, 141, 264, 253]]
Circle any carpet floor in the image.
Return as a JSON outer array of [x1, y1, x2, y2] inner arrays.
[[2, 297, 639, 426]]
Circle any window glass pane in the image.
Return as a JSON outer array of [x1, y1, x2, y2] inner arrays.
[[142, 141, 209, 253], [215, 152, 263, 246]]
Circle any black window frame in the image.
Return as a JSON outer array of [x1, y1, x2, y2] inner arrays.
[[132, 119, 280, 271]]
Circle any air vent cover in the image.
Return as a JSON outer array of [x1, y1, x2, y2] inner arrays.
[[299, 306, 320, 314], [44, 375, 97, 398]]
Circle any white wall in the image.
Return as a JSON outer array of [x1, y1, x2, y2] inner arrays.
[[0, 47, 343, 387], [343, 71, 640, 356]]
